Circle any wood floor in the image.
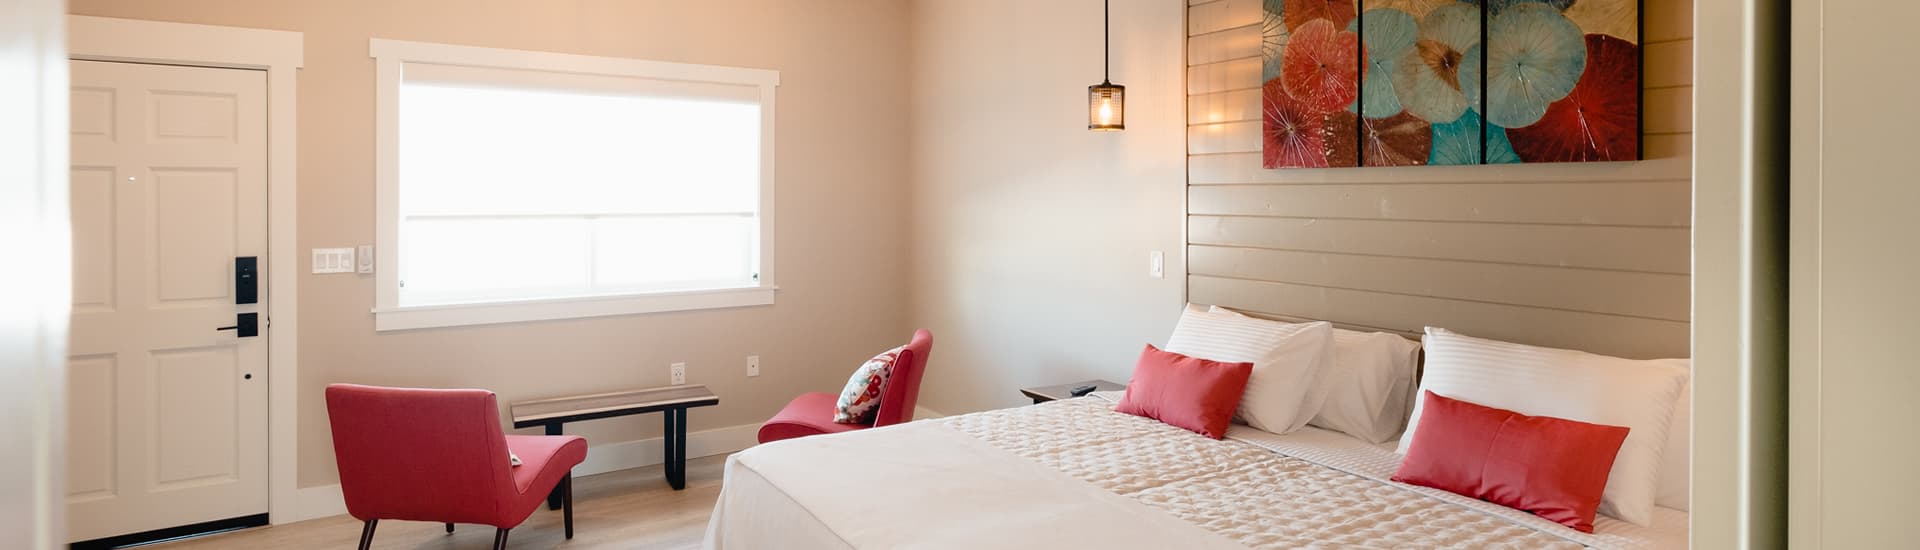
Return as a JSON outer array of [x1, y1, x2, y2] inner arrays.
[[150, 454, 730, 550]]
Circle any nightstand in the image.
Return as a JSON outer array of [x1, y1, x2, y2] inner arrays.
[[1019, 379, 1125, 404]]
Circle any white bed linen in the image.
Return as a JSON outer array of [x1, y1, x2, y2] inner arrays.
[[705, 416, 1245, 550], [706, 395, 1688, 549]]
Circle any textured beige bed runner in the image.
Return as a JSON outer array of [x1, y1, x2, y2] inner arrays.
[[709, 397, 1681, 549], [945, 398, 1586, 549]]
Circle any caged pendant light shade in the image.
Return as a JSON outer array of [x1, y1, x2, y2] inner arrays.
[[1089, 82, 1124, 131], [1089, 0, 1124, 131]]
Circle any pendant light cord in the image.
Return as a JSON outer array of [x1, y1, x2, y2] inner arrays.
[[1103, 0, 1111, 82]]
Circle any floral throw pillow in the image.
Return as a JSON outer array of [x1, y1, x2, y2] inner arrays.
[[833, 346, 905, 424]]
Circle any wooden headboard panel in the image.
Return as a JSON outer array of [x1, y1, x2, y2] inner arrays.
[[1184, 0, 1694, 360]]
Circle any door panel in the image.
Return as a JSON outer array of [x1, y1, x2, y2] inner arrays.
[[67, 59, 269, 543], [151, 168, 239, 303], [69, 86, 115, 139], [152, 346, 240, 487], [148, 90, 239, 143], [70, 167, 116, 311], [66, 354, 117, 502]]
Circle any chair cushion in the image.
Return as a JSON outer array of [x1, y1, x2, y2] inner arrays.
[[761, 392, 869, 443], [506, 434, 587, 495], [833, 346, 905, 424]]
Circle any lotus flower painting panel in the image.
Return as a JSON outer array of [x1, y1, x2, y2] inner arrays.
[[1259, 0, 1640, 168], [1263, 0, 1362, 168], [1358, 0, 1478, 166], [1484, 0, 1641, 162]]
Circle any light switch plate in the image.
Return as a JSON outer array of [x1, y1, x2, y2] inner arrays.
[[312, 248, 355, 274], [356, 245, 375, 274], [1149, 251, 1165, 279]]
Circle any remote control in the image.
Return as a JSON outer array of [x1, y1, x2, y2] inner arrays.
[[1069, 384, 1099, 397]]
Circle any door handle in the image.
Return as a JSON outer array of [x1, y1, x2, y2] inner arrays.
[[216, 312, 259, 338]]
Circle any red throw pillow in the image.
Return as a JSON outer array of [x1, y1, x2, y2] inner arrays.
[[1114, 344, 1254, 440], [1392, 391, 1630, 533]]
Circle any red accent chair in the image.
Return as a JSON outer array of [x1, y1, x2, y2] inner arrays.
[[325, 384, 587, 550], [758, 329, 934, 444]]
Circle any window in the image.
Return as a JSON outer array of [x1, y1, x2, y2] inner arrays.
[[371, 40, 778, 330]]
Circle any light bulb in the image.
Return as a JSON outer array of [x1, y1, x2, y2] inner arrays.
[[1098, 99, 1114, 124]]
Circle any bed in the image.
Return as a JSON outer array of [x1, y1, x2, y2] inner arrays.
[[703, 392, 1688, 549]]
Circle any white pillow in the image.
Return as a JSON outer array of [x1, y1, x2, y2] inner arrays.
[[1315, 330, 1422, 443], [1399, 328, 1688, 527], [1165, 304, 1333, 434], [1210, 306, 1420, 443], [1656, 380, 1691, 511]]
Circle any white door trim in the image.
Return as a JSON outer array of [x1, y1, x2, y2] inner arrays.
[[66, 15, 308, 525]]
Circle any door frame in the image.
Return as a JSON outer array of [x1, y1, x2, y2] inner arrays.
[[1691, 0, 1791, 547], [67, 15, 307, 525]]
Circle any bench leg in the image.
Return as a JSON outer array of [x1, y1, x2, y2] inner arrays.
[[664, 408, 687, 490], [544, 423, 565, 510]]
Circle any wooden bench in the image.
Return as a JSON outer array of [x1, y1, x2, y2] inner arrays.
[[511, 385, 720, 507]]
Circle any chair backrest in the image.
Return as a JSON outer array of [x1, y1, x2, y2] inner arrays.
[[324, 384, 516, 524], [873, 329, 933, 427]]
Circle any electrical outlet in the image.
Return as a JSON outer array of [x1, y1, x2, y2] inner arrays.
[[747, 355, 761, 377], [670, 362, 687, 385]]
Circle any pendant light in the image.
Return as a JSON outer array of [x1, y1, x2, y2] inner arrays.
[[1088, 0, 1124, 131]]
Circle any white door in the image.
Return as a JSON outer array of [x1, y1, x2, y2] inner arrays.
[[66, 59, 269, 542]]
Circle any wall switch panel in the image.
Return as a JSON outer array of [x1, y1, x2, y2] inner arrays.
[[1149, 250, 1165, 279], [356, 245, 375, 274], [747, 355, 761, 377], [670, 362, 687, 385], [312, 248, 355, 274]]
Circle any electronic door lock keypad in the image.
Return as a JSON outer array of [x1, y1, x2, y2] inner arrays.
[[236, 256, 257, 304]]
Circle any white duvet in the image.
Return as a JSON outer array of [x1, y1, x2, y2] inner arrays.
[[705, 396, 1687, 549]]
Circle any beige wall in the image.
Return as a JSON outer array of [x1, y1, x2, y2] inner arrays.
[[1185, 0, 1694, 360], [66, 0, 914, 488], [905, 0, 1190, 415], [1789, 0, 1920, 545]]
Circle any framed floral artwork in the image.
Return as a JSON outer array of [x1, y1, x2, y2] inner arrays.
[[1261, 0, 1640, 168]]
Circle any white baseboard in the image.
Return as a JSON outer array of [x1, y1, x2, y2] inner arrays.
[[288, 483, 345, 524], [280, 422, 762, 524]]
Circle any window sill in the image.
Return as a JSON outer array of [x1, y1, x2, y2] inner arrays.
[[372, 286, 776, 332]]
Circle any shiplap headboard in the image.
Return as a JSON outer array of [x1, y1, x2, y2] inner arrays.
[[1184, 0, 1694, 360]]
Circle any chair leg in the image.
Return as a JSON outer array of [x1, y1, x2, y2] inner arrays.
[[562, 472, 575, 539], [356, 519, 378, 550], [445, 522, 454, 534], [493, 527, 510, 550]]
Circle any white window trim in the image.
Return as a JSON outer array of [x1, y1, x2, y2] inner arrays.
[[369, 39, 779, 331]]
